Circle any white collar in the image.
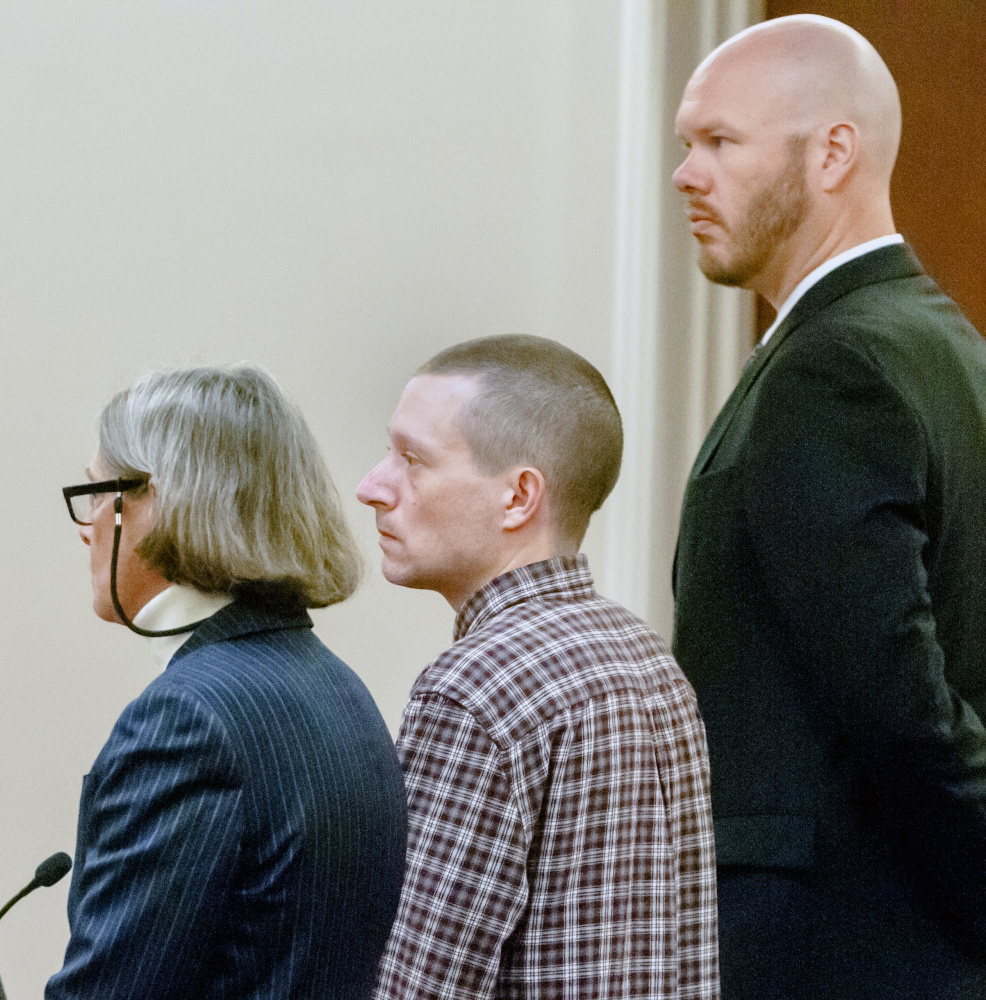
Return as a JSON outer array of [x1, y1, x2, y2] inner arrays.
[[133, 584, 234, 671], [761, 234, 904, 346]]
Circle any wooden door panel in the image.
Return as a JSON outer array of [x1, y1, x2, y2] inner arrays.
[[758, 2, 986, 338]]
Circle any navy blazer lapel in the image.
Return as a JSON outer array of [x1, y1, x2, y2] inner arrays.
[[690, 243, 924, 477]]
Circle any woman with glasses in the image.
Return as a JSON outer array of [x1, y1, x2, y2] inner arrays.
[[49, 365, 407, 1000]]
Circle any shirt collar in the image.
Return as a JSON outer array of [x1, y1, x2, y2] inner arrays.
[[761, 234, 904, 346], [133, 584, 234, 671], [454, 554, 595, 641]]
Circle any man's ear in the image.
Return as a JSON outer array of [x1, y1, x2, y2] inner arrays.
[[818, 121, 858, 192], [502, 467, 546, 531]]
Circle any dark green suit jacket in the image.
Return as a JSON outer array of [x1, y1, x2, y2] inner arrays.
[[674, 244, 986, 998]]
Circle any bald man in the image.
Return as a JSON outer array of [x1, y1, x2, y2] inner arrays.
[[672, 15, 986, 999]]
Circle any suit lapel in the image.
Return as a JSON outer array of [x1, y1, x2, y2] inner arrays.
[[690, 243, 924, 477], [691, 316, 797, 476]]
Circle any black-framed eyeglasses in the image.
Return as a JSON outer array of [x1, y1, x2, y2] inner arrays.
[[62, 474, 209, 638], [62, 478, 147, 526]]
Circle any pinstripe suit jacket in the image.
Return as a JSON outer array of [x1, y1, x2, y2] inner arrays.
[[46, 601, 407, 1000]]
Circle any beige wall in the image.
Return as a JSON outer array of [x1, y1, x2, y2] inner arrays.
[[0, 2, 625, 992], [0, 0, 762, 991]]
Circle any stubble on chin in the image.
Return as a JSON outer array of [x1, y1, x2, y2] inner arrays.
[[697, 239, 748, 288]]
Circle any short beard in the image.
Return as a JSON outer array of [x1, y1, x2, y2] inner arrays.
[[699, 136, 809, 288]]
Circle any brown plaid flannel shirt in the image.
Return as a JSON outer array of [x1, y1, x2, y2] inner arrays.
[[372, 556, 718, 999]]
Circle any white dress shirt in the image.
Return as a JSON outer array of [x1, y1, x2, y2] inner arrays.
[[760, 234, 905, 347], [133, 584, 233, 671]]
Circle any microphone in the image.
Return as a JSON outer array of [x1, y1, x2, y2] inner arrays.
[[0, 852, 72, 922], [0, 853, 71, 1000], [32, 853, 72, 889]]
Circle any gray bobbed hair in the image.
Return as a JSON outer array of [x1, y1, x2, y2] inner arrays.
[[98, 364, 361, 608]]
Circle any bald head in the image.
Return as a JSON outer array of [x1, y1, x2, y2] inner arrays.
[[694, 15, 901, 182], [674, 15, 901, 306]]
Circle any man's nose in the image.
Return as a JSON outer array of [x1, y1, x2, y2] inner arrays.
[[79, 523, 92, 546], [673, 150, 704, 193], [356, 461, 393, 509]]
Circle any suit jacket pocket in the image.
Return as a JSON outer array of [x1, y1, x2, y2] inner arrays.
[[716, 814, 817, 870], [75, 772, 95, 860]]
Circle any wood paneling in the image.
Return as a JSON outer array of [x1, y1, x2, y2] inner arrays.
[[758, 1, 986, 337]]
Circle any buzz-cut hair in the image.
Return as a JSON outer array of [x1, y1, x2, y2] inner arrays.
[[98, 364, 360, 608], [418, 334, 622, 544]]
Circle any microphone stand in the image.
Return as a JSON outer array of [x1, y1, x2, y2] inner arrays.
[[0, 853, 72, 1000]]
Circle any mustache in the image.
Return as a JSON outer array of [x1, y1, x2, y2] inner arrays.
[[687, 200, 726, 228]]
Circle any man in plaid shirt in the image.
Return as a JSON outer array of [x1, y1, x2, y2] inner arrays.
[[358, 334, 718, 999]]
